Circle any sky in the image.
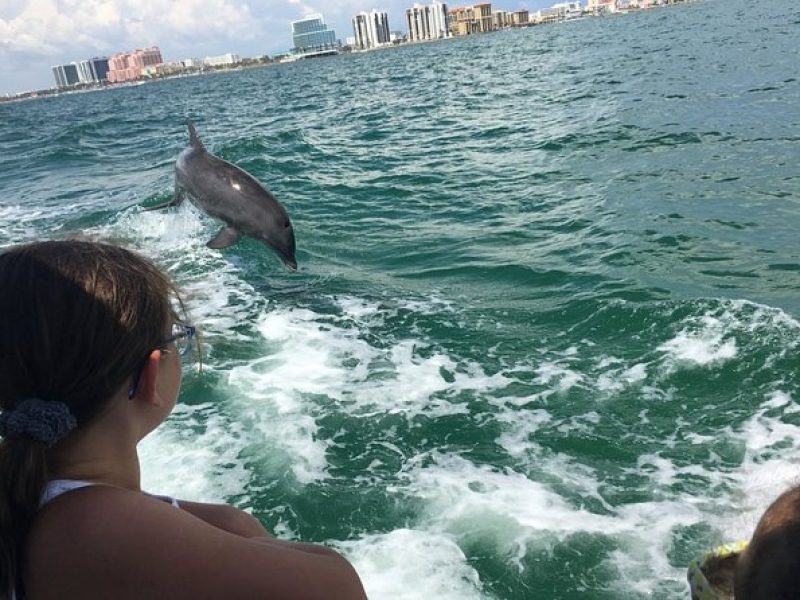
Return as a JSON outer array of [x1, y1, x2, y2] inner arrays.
[[0, 0, 551, 95]]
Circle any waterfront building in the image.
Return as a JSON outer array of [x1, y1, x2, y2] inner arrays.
[[492, 8, 530, 27], [510, 10, 530, 25], [586, 0, 617, 13], [533, 2, 583, 23], [472, 3, 493, 31], [552, 2, 583, 18], [291, 14, 338, 57], [107, 47, 163, 83], [533, 7, 558, 23], [52, 57, 109, 88], [448, 7, 474, 35], [52, 63, 79, 88], [168, 61, 193, 74], [204, 53, 242, 67], [406, 1, 450, 42], [352, 10, 391, 50], [91, 57, 110, 81], [448, 3, 494, 35], [76, 60, 95, 84], [71, 58, 110, 84], [493, 10, 508, 28]]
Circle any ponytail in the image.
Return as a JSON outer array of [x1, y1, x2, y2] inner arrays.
[[0, 438, 48, 594]]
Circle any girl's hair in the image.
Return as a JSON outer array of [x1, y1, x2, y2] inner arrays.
[[0, 240, 182, 594]]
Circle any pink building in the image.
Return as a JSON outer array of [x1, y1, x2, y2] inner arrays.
[[107, 47, 163, 83]]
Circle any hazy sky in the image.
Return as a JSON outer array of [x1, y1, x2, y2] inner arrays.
[[0, 0, 551, 95]]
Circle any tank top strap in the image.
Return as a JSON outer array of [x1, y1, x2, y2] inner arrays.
[[40, 479, 180, 509], [40, 479, 95, 508]]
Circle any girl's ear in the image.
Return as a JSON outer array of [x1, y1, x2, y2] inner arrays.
[[134, 349, 163, 406], [704, 551, 740, 595], [689, 541, 748, 599]]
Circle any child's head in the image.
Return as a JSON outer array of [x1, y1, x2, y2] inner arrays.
[[734, 485, 800, 599], [0, 240, 180, 419], [0, 240, 182, 591]]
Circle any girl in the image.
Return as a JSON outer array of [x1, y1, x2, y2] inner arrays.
[[0, 240, 366, 599]]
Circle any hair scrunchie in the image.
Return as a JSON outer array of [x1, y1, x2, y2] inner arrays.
[[0, 398, 78, 447]]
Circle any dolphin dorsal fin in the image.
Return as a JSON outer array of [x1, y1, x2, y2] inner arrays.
[[186, 120, 205, 151]]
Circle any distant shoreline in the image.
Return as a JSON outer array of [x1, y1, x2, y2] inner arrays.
[[0, 60, 281, 105], [1, 0, 701, 105]]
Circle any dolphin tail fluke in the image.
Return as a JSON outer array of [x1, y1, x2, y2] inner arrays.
[[207, 226, 242, 250], [186, 120, 204, 150]]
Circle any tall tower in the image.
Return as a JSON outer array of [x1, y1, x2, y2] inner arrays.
[[406, 2, 450, 42], [292, 14, 338, 57], [91, 57, 110, 81], [51, 64, 79, 88], [353, 10, 391, 49]]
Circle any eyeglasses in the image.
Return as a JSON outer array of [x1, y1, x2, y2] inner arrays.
[[127, 321, 196, 399], [159, 322, 196, 357]]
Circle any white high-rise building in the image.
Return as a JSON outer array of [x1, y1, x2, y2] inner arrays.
[[406, 1, 450, 42], [352, 10, 391, 50], [75, 60, 98, 84]]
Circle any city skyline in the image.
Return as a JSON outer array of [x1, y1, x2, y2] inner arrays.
[[0, 0, 556, 96]]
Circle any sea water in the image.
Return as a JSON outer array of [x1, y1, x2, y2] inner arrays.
[[1, 0, 799, 597]]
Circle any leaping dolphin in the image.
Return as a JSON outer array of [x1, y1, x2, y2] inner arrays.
[[146, 121, 297, 271]]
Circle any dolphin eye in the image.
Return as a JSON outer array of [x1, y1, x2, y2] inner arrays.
[[284, 221, 291, 228]]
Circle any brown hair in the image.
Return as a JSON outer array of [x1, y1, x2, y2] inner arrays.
[[735, 485, 800, 599], [0, 240, 182, 594]]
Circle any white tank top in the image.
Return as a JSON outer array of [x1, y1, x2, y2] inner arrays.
[[40, 479, 180, 508], [10, 480, 179, 599]]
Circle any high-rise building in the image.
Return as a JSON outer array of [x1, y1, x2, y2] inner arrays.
[[406, 1, 450, 42], [292, 14, 338, 56], [352, 10, 391, 50], [52, 56, 109, 87], [107, 47, 163, 83], [471, 3, 493, 32], [52, 64, 80, 88], [91, 57, 110, 81], [76, 60, 95, 84], [448, 3, 495, 35]]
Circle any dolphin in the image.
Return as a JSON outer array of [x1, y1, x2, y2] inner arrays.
[[147, 121, 297, 270]]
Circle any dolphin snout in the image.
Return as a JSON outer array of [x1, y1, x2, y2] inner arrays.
[[273, 245, 297, 271]]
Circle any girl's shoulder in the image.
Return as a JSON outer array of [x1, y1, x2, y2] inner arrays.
[[24, 485, 365, 600], [24, 485, 182, 597]]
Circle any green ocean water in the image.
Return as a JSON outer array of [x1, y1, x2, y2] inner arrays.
[[2, 0, 800, 597]]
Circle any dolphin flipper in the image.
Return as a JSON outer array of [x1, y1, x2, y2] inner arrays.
[[143, 186, 186, 211], [207, 226, 242, 249]]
